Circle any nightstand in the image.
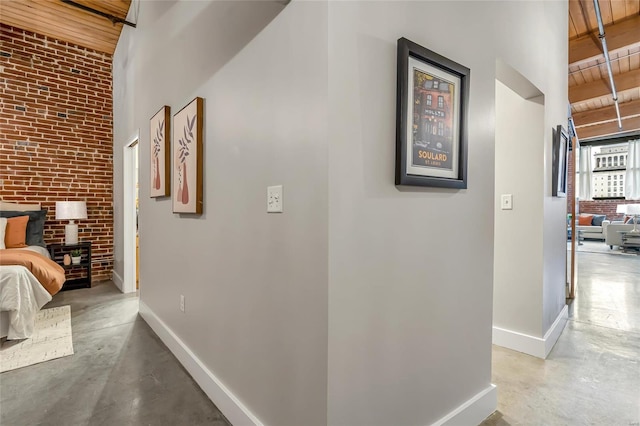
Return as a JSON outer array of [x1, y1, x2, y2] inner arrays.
[[48, 241, 92, 290]]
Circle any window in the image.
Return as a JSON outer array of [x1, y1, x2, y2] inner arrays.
[[438, 121, 444, 136], [433, 80, 439, 89], [437, 96, 444, 108], [426, 94, 432, 106], [585, 142, 630, 199]]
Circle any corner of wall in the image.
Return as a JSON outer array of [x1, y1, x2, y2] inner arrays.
[[493, 304, 568, 358], [433, 384, 497, 426], [112, 269, 124, 292]]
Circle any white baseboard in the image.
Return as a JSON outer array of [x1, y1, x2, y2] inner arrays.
[[139, 301, 262, 426], [112, 269, 124, 292], [432, 384, 497, 426], [543, 304, 569, 358], [493, 304, 568, 359]]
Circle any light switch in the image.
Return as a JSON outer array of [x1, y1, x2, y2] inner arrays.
[[501, 194, 513, 210], [267, 185, 283, 213]]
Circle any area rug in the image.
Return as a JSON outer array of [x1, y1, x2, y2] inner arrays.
[[569, 240, 638, 256], [0, 305, 74, 373]]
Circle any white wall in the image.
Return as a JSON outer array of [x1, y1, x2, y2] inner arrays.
[[327, 1, 566, 424], [113, 2, 328, 426], [492, 1, 569, 353], [494, 79, 545, 337], [113, 1, 568, 425], [541, 2, 570, 334]]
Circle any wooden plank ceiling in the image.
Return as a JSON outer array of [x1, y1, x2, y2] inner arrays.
[[0, 0, 132, 55], [569, 0, 640, 140]]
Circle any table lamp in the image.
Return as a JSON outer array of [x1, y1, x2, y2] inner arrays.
[[616, 204, 627, 219], [55, 201, 87, 245], [626, 204, 640, 234]]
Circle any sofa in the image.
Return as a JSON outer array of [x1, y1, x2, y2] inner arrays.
[[604, 220, 639, 249], [574, 214, 610, 240]]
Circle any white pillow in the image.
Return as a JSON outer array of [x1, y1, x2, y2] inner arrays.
[[0, 217, 6, 249]]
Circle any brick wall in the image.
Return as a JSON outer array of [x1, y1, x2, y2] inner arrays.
[[578, 199, 636, 222], [0, 24, 113, 281]]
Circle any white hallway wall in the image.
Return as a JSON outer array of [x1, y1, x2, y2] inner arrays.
[[494, 79, 545, 337], [327, 1, 567, 424], [114, 2, 329, 426], [113, 1, 568, 425], [492, 4, 569, 358]]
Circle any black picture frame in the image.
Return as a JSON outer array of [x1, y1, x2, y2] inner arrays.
[[552, 125, 569, 198], [395, 37, 470, 188]]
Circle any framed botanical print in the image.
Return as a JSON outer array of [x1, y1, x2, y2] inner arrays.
[[150, 106, 170, 197], [395, 37, 470, 189], [173, 97, 204, 214]]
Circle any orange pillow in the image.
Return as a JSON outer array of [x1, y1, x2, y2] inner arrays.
[[578, 214, 593, 226], [5, 215, 29, 248]]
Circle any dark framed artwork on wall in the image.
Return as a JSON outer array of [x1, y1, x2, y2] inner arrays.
[[150, 105, 171, 197], [552, 125, 569, 198], [172, 97, 204, 214], [395, 37, 470, 189]]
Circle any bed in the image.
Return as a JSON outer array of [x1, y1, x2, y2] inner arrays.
[[0, 201, 66, 340]]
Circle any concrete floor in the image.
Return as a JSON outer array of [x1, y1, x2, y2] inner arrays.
[[1, 249, 638, 425], [483, 250, 640, 425], [0, 282, 229, 426]]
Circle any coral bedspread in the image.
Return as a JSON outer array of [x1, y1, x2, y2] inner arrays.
[[0, 249, 65, 296]]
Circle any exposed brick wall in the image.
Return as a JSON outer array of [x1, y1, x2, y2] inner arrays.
[[0, 24, 113, 282], [578, 199, 636, 222]]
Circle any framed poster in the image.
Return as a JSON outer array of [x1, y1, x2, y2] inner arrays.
[[172, 97, 204, 214], [552, 125, 569, 198], [150, 106, 171, 197], [395, 37, 470, 188]]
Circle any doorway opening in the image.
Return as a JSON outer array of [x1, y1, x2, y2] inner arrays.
[[123, 137, 139, 294], [492, 59, 568, 359]]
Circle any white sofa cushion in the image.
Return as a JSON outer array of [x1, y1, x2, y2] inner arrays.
[[604, 223, 637, 248], [575, 220, 610, 240]]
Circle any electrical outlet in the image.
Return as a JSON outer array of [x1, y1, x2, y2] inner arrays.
[[180, 295, 185, 312], [267, 185, 283, 213], [501, 194, 513, 210]]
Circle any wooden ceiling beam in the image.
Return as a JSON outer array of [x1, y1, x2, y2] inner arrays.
[[569, 15, 640, 67], [569, 68, 640, 104], [576, 115, 640, 140], [573, 98, 640, 127]]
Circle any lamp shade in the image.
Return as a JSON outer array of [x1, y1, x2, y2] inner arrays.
[[616, 204, 627, 214], [626, 204, 640, 215], [55, 201, 87, 220]]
